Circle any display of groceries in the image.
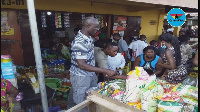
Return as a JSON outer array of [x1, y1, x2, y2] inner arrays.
[[96, 67, 198, 112]]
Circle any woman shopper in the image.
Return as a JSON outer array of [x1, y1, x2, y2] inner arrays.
[[133, 46, 163, 76], [158, 33, 187, 84], [1, 78, 19, 112], [178, 35, 193, 65]]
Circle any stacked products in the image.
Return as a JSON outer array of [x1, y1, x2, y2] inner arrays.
[[97, 67, 198, 112]]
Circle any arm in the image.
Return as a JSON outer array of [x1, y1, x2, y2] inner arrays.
[[157, 50, 176, 69], [7, 85, 19, 103], [132, 56, 141, 70], [77, 59, 119, 77], [193, 50, 198, 66], [95, 53, 111, 77], [152, 57, 163, 75], [107, 75, 127, 80]]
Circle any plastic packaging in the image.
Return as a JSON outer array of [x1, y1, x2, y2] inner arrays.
[[182, 76, 197, 87]]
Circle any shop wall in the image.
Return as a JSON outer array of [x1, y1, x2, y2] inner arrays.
[[1, 0, 165, 42], [1, 10, 24, 66]]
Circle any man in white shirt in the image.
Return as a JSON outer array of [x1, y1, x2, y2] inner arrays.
[[128, 35, 148, 68]]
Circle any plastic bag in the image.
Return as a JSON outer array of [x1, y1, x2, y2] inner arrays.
[[182, 76, 197, 87], [123, 78, 147, 103], [179, 85, 198, 100], [141, 80, 164, 112], [127, 102, 142, 110], [181, 103, 195, 112], [181, 97, 198, 106], [157, 100, 183, 112], [111, 90, 125, 102]]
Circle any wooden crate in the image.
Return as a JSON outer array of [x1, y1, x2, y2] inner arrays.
[[61, 91, 143, 112]]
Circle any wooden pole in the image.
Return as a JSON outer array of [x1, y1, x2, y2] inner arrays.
[[26, 0, 49, 112]]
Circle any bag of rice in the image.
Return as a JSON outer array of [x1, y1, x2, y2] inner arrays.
[[123, 78, 147, 103], [179, 85, 198, 100], [141, 80, 164, 112], [157, 100, 183, 112]]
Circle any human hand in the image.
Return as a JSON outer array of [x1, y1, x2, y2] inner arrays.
[[7, 96, 16, 104], [105, 70, 119, 77]]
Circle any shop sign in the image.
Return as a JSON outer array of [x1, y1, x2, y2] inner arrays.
[[113, 16, 127, 31], [1, 0, 25, 6], [149, 20, 157, 25], [167, 8, 186, 27], [1, 11, 14, 35]]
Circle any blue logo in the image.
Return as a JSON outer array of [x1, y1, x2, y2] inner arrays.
[[167, 8, 186, 27]]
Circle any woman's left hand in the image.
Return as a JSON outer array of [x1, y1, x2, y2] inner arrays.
[[7, 96, 15, 103]]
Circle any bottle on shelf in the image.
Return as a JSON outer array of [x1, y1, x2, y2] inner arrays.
[[54, 64, 58, 72], [45, 64, 49, 75], [57, 64, 60, 73], [61, 64, 65, 72]]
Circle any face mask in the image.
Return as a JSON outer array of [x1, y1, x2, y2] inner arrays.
[[161, 43, 166, 49], [144, 40, 147, 43], [162, 45, 167, 49]]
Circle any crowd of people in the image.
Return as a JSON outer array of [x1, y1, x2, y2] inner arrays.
[[66, 17, 198, 112], [1, 17, 198, 112]]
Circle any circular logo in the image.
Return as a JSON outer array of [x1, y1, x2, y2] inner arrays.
[[167, 8, 186, 27]]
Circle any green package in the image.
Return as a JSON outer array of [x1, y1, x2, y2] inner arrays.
[[157, 100, 183, 112], [141, 80, 164, 112]]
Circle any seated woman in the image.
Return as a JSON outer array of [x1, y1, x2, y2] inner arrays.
[[132, 46, 163, 76], [157, 33, 187, 84], [1, 78, 19, 112]]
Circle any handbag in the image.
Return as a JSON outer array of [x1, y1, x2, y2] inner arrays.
[[165, 64, 188, 84]]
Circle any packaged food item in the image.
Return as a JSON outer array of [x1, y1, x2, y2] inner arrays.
[[111, 90, 125, 102], [141, 80, 164, 112], [181, 103, 195, 112], [181, 97, 198, 106], [159, 91, 183, 103], [123, 67, 149, 103], [182, 75, 197, 87], [127, 102, 142, 110], [157, 100, 183, 112], [123, 78, 147, 103], [179, 85, 198, 100], [31, 80, 40, 94]]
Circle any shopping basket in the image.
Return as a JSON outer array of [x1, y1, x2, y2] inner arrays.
[[45, 78, 62, 89]]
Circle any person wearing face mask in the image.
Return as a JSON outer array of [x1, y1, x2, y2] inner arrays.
[[157, 33, 187, 84], [133, 46, 163, 75], [128, 34, 148, 69], [112, 33, 129, 63], [150, 40, 165, 58]]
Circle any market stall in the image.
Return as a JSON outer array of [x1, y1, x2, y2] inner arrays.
[[1, 54, 72, 111], [63, 67, 198, 112]]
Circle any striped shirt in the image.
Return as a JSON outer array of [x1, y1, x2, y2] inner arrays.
[[69, 30, 95, 76]]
